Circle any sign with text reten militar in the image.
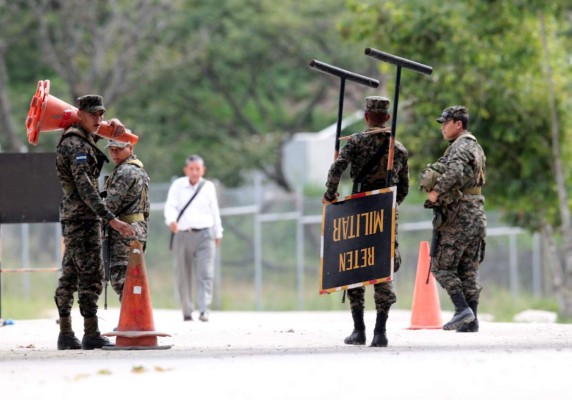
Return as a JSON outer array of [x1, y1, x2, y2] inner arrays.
[[320, 187, 396, 294]]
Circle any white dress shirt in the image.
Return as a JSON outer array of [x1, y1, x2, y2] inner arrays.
[[164, 177, 223, 239]]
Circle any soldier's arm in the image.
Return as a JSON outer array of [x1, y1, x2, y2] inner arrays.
[[432, 145, 470, 197], [68, 144, 115, 221], [394, 145, 409, 205], [324, 139, 354, 201]]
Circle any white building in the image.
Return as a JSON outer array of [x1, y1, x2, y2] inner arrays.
[[281, 111, 363, 189]]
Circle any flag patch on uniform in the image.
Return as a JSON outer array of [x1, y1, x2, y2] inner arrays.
[[75, 153, 87, 163]]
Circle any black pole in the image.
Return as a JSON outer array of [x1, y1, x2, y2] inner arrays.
[[309, 59, 379, 160], [364, 48, 433, 76], [386, 66, 401, 186], [309, 60, 380, 88], [335, 78, 346, 159]]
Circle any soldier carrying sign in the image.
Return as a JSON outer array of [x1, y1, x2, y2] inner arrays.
[[322, 96, 409, 348]]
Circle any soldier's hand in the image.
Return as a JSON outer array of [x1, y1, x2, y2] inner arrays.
[[322, 192, 339, 205], [169, 222, 179, 233], [427, 190, 439, 203], [109, 218, 136, 238], [107, 118, 126, 138]]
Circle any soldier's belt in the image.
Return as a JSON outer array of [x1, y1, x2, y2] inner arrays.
[[463, 187, 481, 195], [118, 213, 145, 223]]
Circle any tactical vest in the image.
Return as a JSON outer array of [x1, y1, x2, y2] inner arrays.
[[419, 133, 485, 195], [105, 158, 149, 223], [58, 127, 109, 195]]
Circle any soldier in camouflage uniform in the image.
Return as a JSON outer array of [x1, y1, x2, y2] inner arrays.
[[104, 140, 150, 301], [323, 96, 409, 347], [54, 95, 136, 350], [424, 105, 486, 332]]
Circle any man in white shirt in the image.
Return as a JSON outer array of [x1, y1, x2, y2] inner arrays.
[[164, 155, 223, 322]]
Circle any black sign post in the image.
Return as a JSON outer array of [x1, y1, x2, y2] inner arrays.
[[320, 188, 396, 294]]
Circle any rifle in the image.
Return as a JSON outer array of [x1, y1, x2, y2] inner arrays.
[[102, 224, 111, 310]]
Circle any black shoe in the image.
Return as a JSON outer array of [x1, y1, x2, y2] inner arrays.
[[199, 312, 209, 322], [57, 334, 82, 350], [344, 329, 366, 345], [370, 332, 388, 347], [443, 307, 475, 331], [81, 334, 114, 350], [184, 315, 193, 321], [457, 318, 479, 332]]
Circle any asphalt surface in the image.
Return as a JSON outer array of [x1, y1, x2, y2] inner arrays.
[[1, 309, 571, 400]]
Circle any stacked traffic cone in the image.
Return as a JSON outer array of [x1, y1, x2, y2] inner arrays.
[[103, 240, 171, 350], [408, 241, 443, 329], [25, 80, 139, 145]]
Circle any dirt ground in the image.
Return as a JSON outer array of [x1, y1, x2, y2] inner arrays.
[[1, 308, 571, 400]]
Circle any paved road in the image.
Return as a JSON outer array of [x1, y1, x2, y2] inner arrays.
[[1, 309, 571, 400]]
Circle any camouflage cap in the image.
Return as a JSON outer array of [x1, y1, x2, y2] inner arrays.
[[77, 95, 106, 113], [436, 105, 469, 124], [105, 140, 131, 149], [365, 96, 390, 113]]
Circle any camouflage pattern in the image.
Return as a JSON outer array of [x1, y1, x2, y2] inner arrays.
[[429, 132, 487, 302], [55, 220, 104, 318], [324, 130, 409, 203], [324, 113, 409, 313], [104, 155, 150, 299], [348, 277, 397, 314], [77, 95, 106, 113], [56, 125, 115, 222], [436, 105, 469, 124], [105, 139, 130, 149], [365, 96, 390, 113], [418, 160, 447, 193]]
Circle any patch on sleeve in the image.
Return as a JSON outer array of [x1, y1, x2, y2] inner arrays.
[[75, 153, 88, 163]]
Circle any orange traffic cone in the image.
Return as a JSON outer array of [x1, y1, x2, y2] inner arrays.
[[103, 240, 171, 350], [408, 241, 443, 329], [25, 80, 139, 145]]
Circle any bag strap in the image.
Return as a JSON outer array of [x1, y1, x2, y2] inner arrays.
[[176, 180, 206, 222], [169, 180, 206, 250]]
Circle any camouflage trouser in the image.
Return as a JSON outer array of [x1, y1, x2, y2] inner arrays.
[[108, 231, 146, 301], [348, 281, 396, 314], [430, 228, 484, 303], [347, 243, 400, 314], [55, 220, 103, 318]]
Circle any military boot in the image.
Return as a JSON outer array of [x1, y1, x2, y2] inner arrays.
[[57, 316, 81, 350], [344, 309, 366, 345], [443, 292, 475, 331], [81, 317, 114, 350], [370, 312, 388, 347], [457, 300, 479, 332]]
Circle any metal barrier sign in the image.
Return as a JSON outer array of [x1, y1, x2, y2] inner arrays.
[[320, 188, 396, 294]]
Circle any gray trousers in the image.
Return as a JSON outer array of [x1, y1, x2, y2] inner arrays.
[[174, 229, 215, 315]]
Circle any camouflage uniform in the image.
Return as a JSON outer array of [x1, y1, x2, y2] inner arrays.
[[324, 96, 410, 315], [54, 115, 114, 319], [429, 107, 486, 304], [104, 149, 150, 301]]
